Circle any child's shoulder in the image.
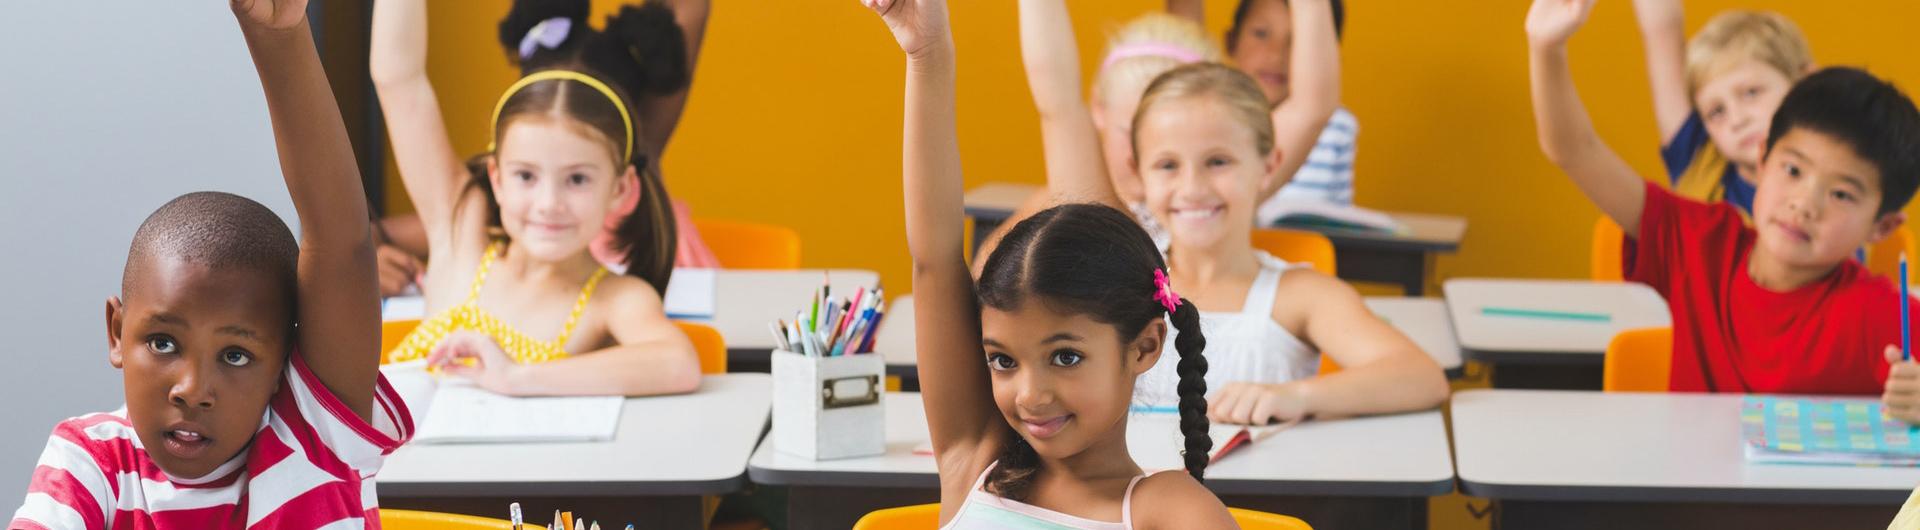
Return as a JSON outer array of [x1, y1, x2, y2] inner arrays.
[[591, 272, 666, 308], [1128, 470, 1234, 529]]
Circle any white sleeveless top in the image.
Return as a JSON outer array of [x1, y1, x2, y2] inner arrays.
[[942, 461, 1151, 530], [1137, 251, 1319, 407]]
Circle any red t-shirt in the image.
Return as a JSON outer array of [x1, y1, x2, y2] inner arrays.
[[1626, 181, 1906, 394]]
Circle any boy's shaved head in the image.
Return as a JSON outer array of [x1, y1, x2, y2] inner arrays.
[[123, 192, 299, 309]]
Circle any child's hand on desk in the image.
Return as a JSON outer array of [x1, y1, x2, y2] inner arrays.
[[232, 0, 309, 30], [1208, 382, 1311, 426], [1525, 0, 1596, 49], [1884, 346, 1920, 424], [428, 331, 525, 395]]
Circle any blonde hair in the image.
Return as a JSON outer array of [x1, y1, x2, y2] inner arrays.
[[1092, 13, 1224, 108], [1130, 63, 1275, 159], [1685, 10, 1812, 98]]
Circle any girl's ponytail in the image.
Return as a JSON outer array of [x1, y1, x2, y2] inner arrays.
[[1167, 296, 1210, 480]]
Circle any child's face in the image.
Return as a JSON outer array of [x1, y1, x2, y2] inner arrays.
[[490, 118, 632, 262], [106, 257, 290, 479], [1750, 128, 1902, 271], [1229, 0, 1292, 105], [980, 302, 1163, 462], [1136, 97, 1279, 250], [1696, 62, 1796, 170], [1096, 87, 1149, 205]]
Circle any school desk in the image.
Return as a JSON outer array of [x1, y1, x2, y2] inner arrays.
[[378, 373, 771, 529], [962, 182, 1468, 296], [1443, 278, 1671, 389], [688, 269, 882, 373], [1451, 389, 1920, 530], [747, 392, 1453, 530], [877, 295, 1467, 390]]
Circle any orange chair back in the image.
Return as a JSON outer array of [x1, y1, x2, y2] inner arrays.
[[380, 319, 421, 365], [380, 509, 514, 530], [1229, 508, 1315, 530], [674, 321, 728, 374], [1868, 226, 1917, 279], [693, 218, 802, 269], [1591, 217, 1625, 282], [1250, 228, 1336, 275], [851, 503, 1312, 529], [1603, 327, 1672, 392]]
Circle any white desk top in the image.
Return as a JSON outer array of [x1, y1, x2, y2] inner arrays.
[[1443, 278, 1671, 363], [1452, 389, 1920, 504], [695, 269, 882, 351], [880, 295, 1462, 373], [748, 393, 1453, 496], [380, 374, 771, 497], [1364, 297, 1463, 372]]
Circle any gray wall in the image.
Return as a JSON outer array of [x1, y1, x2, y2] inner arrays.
[[0, 3, 304, 506]]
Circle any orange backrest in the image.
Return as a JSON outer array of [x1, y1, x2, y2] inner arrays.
[[1591, 217, 1625, 282], [1603, 327, 1673, 392], [1250, 228, 1336, 275], [1868, 226, 1917, 279], [379, 319, 421, 365], [693, 218, 802, 269], [853, 504, 1312, 529], [1229, 508, 1315, 530], [674, 321, 728, 374], [380, 510, 514, 530]]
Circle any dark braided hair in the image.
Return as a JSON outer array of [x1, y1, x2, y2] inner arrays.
[[975, 203, 1211, 501]]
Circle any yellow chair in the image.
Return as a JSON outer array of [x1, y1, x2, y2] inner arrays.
[[693, 218, 802, 269], [1867, 226, 1917, 279], [1591, 217, 1625, 282], [1602, 327, 1672, 393], [380, 509, 513, 530], [851, 503, 1311, 529], [1250, 228, 1336, 275], [380, 319, 421, 365], [674, 321, 729, 374]]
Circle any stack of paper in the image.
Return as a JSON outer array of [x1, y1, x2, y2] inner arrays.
[[1740, 396, 1920, 466], [663, 268, 718, 319]]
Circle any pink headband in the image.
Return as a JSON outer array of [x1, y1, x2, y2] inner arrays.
[[1102, 42, 1204, 71], [1153, 269, 1181, 313]]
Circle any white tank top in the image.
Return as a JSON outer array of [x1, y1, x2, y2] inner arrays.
[[1136, 251, 1319, 407]]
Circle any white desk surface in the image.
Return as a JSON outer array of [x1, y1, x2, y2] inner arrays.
[[1443, 278, 1671, 362], [748, 392, 1453, 497], [880, 295, 1462, 373], [696, 269, 882, 351], [380, 373, 771, 497], [1452, 389, 1920, 504]]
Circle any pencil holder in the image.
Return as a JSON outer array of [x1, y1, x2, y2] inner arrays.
[[772, 349, 886, 460]]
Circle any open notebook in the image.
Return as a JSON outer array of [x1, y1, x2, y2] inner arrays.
[[1741, 396, 1920, 466], [382, 361, 624, 444]]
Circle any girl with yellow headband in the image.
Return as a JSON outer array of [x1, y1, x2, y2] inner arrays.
[[370, 0, 702, 397]]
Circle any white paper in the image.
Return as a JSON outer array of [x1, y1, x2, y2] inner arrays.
[[663, 268, 718, 319], [380, 361, 624, 444], [382, 294, 425, 321], [1260, 199, 1408, 234]]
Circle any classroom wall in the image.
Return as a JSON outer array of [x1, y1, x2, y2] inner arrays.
[[394, 0, 1920, 294], [0, 5, 300, 505]]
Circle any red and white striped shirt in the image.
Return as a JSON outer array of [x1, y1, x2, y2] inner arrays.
[[11, 353, 413, 530]]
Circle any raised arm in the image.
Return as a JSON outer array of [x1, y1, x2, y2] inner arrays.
[[863, 0, 1004, 480], [370, 0, 472, 251], [1630, 0, 1691, 143], [234, 0, 379, 420], [1528, 0, 1646, 235], [636, 0, 711, 158], [1259, 0, 1341, 200], [1019, 0, 1120, 209]]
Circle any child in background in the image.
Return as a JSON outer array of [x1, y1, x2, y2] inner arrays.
[[1630, 0, 1812, 215], [373, 0, 701, 397], [1527, 0, 1920, 415], [12, 1, 410, 527], [869, 0, 1235, 526], [1170, 0, 1354, 223], [1130, 63, 1447, 424], [373, 0, 718, 297]]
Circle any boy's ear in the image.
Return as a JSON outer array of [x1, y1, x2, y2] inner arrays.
[[1871, 211, 1907, 244], [105, 297, 125, 369], [1129, 320, 1167, 376]]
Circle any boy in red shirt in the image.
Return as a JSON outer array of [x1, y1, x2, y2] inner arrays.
[[1526, 0, 1920, 419]]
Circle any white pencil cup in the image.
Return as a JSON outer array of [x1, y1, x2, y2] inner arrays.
[[772, 349, 886, 460]]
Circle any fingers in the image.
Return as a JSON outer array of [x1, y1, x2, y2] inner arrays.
[[1207, 384, 1251, 424], [1888, 345, 1908, 365], [376, 246, 422, 297]]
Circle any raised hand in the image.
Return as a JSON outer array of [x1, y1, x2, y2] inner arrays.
[[1525, 0, 1597, 49], [233, 0, 309, 30], [861, 0, 950, 58]]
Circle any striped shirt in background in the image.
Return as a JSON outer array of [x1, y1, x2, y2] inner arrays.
[[11, 354, 412, 530], [1259, 108, 1359, 226]]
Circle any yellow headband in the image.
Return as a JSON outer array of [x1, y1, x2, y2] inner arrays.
[[488, 70, 635, 162]]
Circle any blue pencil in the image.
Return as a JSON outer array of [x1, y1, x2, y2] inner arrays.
[[1903, 252, 1910, 361]]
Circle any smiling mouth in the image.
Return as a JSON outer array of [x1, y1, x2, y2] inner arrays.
[[1170, 205, 1226, 222], [1022, 415, 1073, 439], [1771, 220, 1811, 242]]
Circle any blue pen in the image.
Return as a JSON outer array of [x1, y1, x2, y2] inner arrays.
[[1903, 252, 1910, 361]]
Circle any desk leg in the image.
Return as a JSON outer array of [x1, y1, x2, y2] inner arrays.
[[1330, 246, 1428, 296], [384, 495, 705, 529], [1495, 500, 1894, 530], [1216, 494, 1425, 530], [786, 485, 940, 530]]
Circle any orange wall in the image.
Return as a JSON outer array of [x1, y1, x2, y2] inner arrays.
[[393, 0, 1920, 293]]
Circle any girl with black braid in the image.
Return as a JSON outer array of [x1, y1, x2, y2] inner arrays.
[[864, 0, 1234, 527]]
